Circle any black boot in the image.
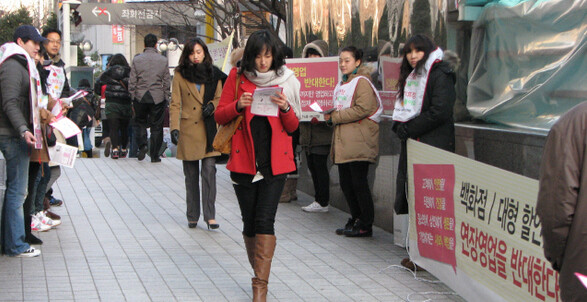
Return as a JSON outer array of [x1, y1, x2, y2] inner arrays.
[[336, 218, 356, 235], [344, 220, 373, 237]]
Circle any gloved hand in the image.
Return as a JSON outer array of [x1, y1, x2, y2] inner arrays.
[[202, 103, 214, 117], [171, 129, 180, 145], [395, 123, 409, 141]]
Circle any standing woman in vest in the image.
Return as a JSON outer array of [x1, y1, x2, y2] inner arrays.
[[215, 30, 301, 302], [324, 46, 382, 238], [391, 34, 456, 270], [169, 38, 227, 230]]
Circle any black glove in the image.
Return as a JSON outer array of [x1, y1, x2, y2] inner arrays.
[[171, 129, 179, 145], [395, 123, 409, 141], [202, 103, 214, 117]]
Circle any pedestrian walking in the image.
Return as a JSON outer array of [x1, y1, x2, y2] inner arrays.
[[170, 38, 227, 230], [215, 29, 301, 302], [129, 33, 170, 162]]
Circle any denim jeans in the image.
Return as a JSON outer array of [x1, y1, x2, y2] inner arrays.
[[0, 136, 31, 255], [82, 127, 92, 151]]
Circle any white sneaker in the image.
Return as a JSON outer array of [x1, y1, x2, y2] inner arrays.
[[31, 215, 51, 232], [36, 211, 61, 227], [302, 201, 329, 213], [14, 247, 41, 258]]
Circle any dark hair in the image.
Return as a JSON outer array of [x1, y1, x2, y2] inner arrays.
[[282, 45, 293, 59], [175, 38, 213, 71], [15, 37, 30, 43], [240, 30, 285, 76], [340, 46, 363, 64], [144, 33, 157, 48], [305, 48, 321, 58], [397, 34, 436, 97], [42, 28, 61, 38], [107, 53, 129, 68]]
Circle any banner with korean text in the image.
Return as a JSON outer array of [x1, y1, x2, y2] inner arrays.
[[285, 57, 340, 122], [379, 56, 402, 114], [112, 25, 124, 44], [406, 139, 559, 302]]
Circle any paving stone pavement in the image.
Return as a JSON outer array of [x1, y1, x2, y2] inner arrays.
[[0, 154, 465, 302]]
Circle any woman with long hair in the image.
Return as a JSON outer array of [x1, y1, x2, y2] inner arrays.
[[324, 46, 382, 238], [392, 34, 456, 269], [94, 54, 132, 159], [170, 38, 227, 230], [215, 30, 301, 302]]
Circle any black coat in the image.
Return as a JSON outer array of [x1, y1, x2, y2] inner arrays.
[[94, 65, 131, 104], [393, 61, 456, 214]]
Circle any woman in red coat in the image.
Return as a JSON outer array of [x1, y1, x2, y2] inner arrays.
[[215, 30, 301, 302]]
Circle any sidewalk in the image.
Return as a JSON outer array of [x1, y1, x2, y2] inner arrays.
[[0, 154, 464, 301]]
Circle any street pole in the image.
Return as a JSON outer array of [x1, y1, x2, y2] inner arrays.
[[62, 1, 71, 68]]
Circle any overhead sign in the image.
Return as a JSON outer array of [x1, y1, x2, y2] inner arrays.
[[76, 3, 197, 25]]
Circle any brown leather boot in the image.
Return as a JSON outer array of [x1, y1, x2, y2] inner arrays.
[[243, 234, 255, 269], [252, 234, 276, 302]]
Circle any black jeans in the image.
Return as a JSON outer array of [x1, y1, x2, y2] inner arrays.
[[306, 152, 330, 206], [134, 101, 166, 159], [338, 161, 374, 226], [232, 175, 286, 237], [109, 117, 130, 150]]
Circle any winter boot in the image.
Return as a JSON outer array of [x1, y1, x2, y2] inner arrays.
[[252, 234, 276, 302], [243, 234, 256, 269]]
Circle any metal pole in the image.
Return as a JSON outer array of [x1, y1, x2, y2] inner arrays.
[[62, 1, 71, 68]]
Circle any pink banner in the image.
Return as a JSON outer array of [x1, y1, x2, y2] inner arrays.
[[413, 164, 457, 272], [286, 58, 339, 121], [112, 25, 124, 44], [381, 56, 401, 91]]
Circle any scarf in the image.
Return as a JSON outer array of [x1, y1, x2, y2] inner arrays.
[[180, 64, 227, 152], [244, 66, 302, 118], [0, 42, 43, 149], [392, 47, 444, 122]]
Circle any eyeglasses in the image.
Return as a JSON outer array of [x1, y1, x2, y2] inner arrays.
[[46, 39, 61, 45]]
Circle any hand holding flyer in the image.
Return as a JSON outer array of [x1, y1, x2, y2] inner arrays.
[[50, 117, 81, 139], [309, 101, 335, 114], [250, 87, 283, 117]]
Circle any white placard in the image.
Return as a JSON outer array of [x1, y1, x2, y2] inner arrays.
[[48, 142, 77, 168], [50, 117, 81, 139], [250, 87, 282, 117]]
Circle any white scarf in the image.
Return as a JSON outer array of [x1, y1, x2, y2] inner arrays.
[[392, 47, 444, 122], [244, 66, 302, 118], [0, 42, 43, 149]]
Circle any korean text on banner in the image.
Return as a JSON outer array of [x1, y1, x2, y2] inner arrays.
[[406, 139, 559, 302], [112, 25, 124, 44], [285, 57, 340, 122], [208, 32, 233, 73]]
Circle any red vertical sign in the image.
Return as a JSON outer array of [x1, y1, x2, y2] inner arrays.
[[112, 25, 124, 44], [413, 164, 458, 272]]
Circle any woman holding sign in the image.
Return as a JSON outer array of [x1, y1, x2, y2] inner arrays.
[[324, 46, 382, 238], [215, 30, 301, 302]]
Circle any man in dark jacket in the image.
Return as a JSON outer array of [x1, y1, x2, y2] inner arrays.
[[129, 33, 170, 162], [537, 102, 587, 301], [0, 25, 46, 257]]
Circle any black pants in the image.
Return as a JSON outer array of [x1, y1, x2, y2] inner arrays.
[[134, 101, 166, 160], [109, 117, 130, 150], [338, 161, 374, 226], [232, 175, 286, 237], [306, 152, 330, 206]]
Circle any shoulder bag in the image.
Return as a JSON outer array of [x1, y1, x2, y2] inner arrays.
[[212, 74, 243, 154]]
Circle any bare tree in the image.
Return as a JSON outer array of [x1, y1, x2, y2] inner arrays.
[[160, 0, 287, 47]]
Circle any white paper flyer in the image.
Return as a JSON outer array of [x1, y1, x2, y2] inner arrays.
[[250, 87, 283, 117]]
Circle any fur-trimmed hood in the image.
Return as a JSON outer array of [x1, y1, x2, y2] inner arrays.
[[302, 39, 329, 58]]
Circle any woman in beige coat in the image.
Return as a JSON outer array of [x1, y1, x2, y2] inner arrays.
[[324, 46, 382, 237], [170, 38, 227, 230]]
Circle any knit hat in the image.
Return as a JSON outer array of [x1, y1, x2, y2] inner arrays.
[[302, 39, 329, 58]]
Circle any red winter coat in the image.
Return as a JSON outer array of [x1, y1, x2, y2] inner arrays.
[[215, 68, 299, 176]]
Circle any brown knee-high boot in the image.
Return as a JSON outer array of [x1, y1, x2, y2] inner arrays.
[[252, 234, 276, 302], [243, 234, 256, 269]]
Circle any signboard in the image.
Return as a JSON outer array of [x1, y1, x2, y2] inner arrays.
[[406, 139, 560, 302], [112, 25, 124, 44], [76, 3, 196, 25], [380, 56, 402, 91], [285, 57, 340, 122]]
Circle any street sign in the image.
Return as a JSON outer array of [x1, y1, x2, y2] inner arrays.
[[76, 3, 198, 26]]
